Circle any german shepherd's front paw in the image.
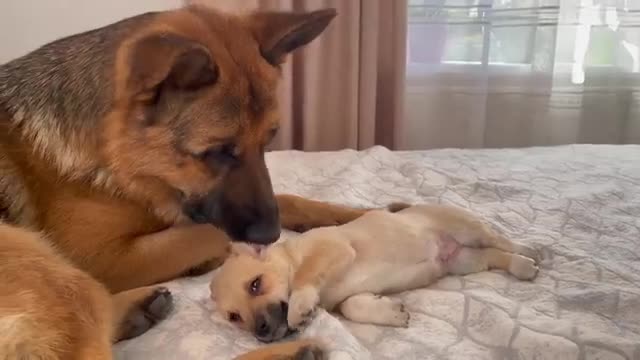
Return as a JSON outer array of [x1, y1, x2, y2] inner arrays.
[[293, 344, 326, 360], [288, 286, 319, 329], [278, 194, 369, 233], [118, 287, 174, 340]]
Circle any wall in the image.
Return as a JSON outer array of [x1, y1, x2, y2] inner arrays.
[[0, 0, 182, 64]]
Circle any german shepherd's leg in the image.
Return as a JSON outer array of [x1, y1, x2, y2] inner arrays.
[[277, 194, 369, 232], [74, 340, 113, 360], [234, 339, 325, 360], [96, 224, 230, 292], [339, 293, 410, 327], [446, 247, 538, 281], [287, 238, 356, 329], [111, 286, 173, 341], [0, 224, 117, 360]]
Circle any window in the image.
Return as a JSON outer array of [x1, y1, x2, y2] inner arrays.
[[407, 0, 540, 69], [406, 0, 636, 79]]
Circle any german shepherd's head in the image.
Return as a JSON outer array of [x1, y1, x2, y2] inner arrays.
[[101, 6, 336, 244]]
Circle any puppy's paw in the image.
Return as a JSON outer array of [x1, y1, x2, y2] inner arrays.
[[293, 344, 326, 360], [391, 301, 411, 328], [118, 287, 174, 340], [377, 297, 410, 328], [288, 286, 319, 329], [509, 255, 539, 281], [513, 243, 541, 264]]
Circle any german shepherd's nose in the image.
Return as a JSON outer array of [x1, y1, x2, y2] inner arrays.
[[233, 198, 281, 245], [244, 206, 281, 244], [183, 159, 281, 245], [184, 192, 281, 244]]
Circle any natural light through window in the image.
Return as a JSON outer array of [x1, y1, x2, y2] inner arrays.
[[406, 0, 639, 79]]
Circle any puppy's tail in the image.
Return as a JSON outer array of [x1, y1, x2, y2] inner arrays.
[[387, 202, 412, 213]]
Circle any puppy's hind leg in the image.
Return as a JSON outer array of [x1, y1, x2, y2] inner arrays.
[[446, 248, 538, 281], [480, 231, 539, 263], [338, 293, 410, 327], [444, 218, 539, 262], [111, 286, 174, 341], [419, 205, 539, 261]]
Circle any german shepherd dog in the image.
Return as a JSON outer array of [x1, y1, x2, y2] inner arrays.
[[0, 5, 370, 359]]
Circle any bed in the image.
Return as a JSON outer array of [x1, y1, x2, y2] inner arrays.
[[114, 145, 640, 360]]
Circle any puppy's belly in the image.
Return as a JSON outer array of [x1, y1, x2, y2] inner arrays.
[[320, 217, 465, 309], [321, 259, 444, 310]]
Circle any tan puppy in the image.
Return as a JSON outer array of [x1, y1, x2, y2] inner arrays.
[[211, 204, 539, 342]]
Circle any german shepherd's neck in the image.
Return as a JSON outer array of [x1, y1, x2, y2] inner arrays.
[[0, 5, 339, 240], [0, 13, 159, 226], [0, 13, 158, 175]]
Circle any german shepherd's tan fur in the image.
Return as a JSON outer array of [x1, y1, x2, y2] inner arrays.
[[0, 5, 366, 359]]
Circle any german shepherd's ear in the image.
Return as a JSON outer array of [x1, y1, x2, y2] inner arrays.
[[126, 34, 218, 101], [249, 8, 337, 66]]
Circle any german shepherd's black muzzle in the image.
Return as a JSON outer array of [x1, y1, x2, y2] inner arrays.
[[183, 154, 281, 245]]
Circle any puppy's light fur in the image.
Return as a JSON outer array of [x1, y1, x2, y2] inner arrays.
[[211, 204, 539, 341]]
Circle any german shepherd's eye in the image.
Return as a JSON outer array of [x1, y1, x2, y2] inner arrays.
[[263, 128, 280, 151], [228, 312, 242, 322], [200, 143, 238, 166], [268, 127, 279, 142], [248, 275, 262, 296]]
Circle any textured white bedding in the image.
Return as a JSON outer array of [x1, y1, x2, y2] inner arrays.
[[114, 145, 640, 360]]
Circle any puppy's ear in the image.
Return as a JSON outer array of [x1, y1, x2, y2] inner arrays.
[[387, 202, 412, 213], [123, 34, 218, 102], [230, 243, 265, 259], [249, 8, 337, 66]]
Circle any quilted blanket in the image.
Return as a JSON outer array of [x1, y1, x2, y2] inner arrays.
[[114, 145, 640, 360]]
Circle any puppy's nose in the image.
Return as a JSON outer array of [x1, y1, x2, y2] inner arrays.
[[254, 314, 271, 338]]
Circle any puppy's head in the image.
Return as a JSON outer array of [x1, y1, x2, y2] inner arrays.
[[210, 243, 291, 342], [104, 6, 337, 244]]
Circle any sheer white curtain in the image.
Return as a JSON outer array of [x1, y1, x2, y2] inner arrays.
[[402, 0, 640, 149]]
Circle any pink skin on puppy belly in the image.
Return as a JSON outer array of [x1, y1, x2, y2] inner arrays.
[[437, 233, 461, 263]]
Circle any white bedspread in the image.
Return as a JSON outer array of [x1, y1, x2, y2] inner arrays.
[[114, 145, 640, 360]]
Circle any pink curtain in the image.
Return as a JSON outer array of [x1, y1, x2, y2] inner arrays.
[[187, 0, 407, 150]]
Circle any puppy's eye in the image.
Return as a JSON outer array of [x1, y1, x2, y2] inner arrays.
[[200, 143, 238, 166], [248, 275, 262, 296], [228, 312, 242, 322]]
